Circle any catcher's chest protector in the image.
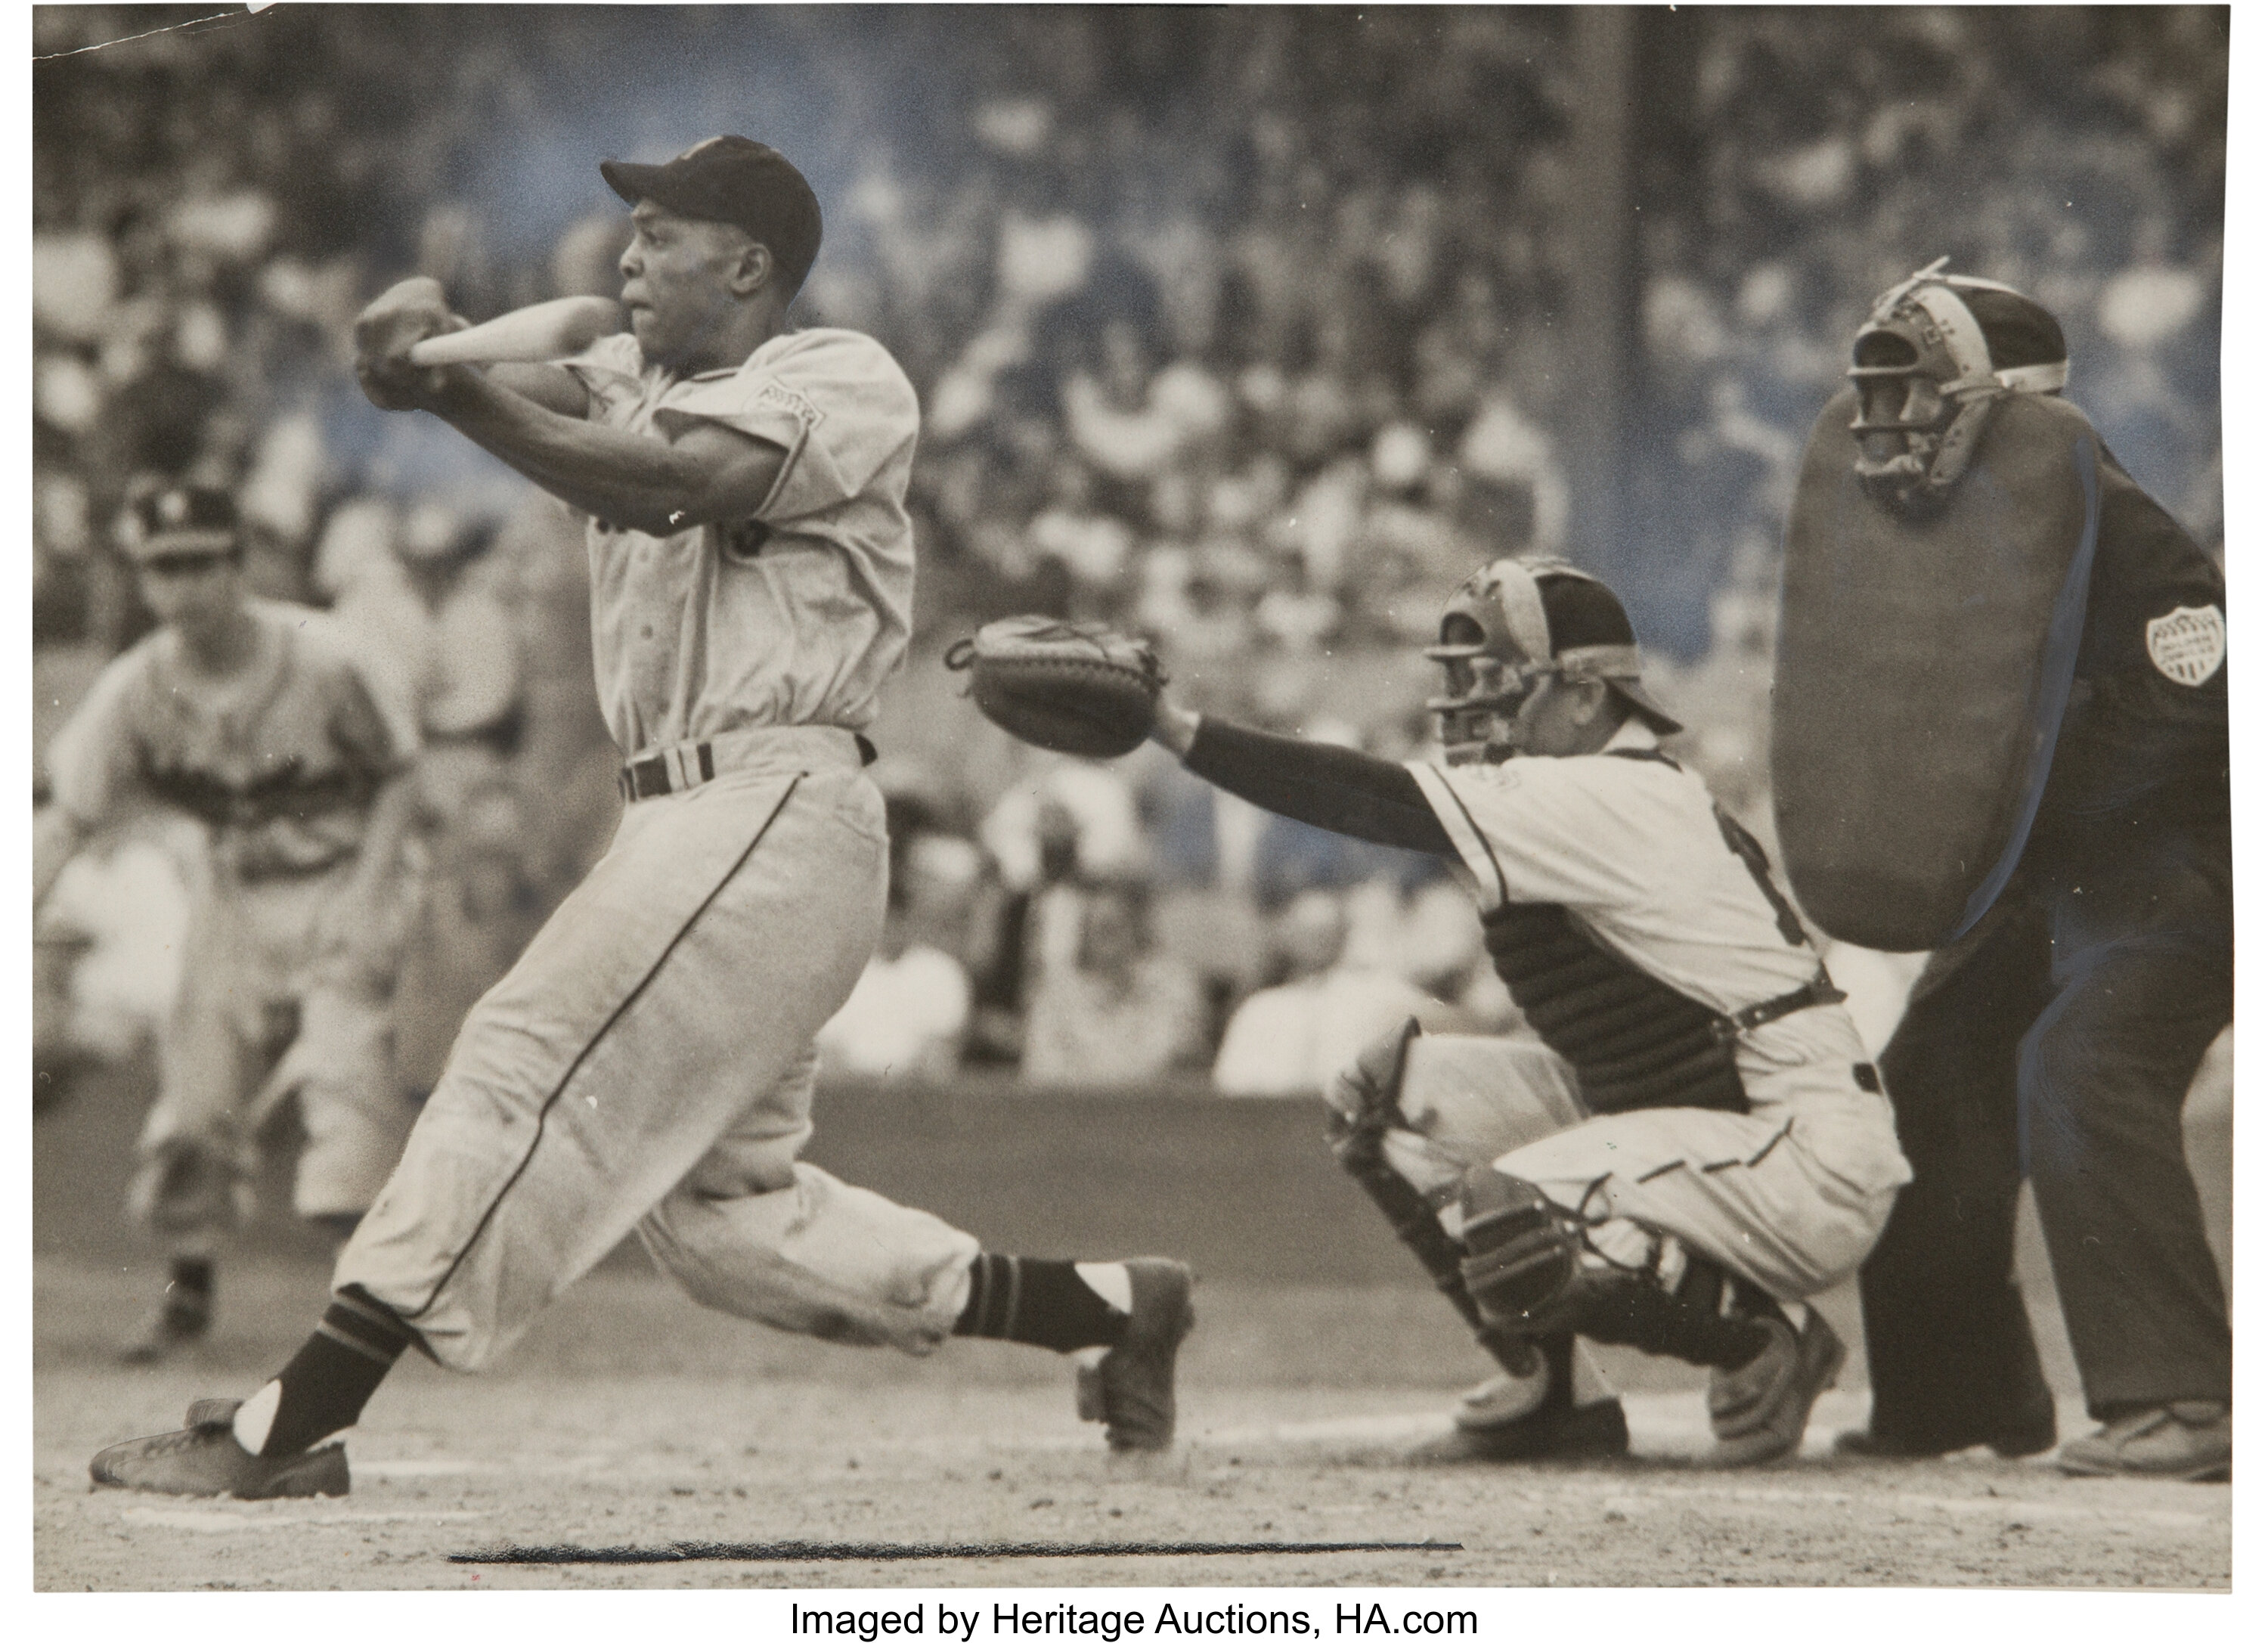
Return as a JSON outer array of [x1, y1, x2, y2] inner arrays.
[[1773, 388, 2102, 950], [1479, 902, 1749, 1116]]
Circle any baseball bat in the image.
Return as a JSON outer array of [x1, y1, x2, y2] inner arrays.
[[406, 296, 623, 367]]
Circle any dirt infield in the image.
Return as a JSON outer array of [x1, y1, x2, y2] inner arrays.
[[34, 1257, 2229, 1592]]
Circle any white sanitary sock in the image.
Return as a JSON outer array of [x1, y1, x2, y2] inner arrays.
[[231, 1381, 282, 1455], [1074, 1261, 1133, 1315]]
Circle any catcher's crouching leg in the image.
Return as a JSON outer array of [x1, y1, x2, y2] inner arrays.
[[1328, 1022, 1626, 1460], [1457, 1164, 1773, 1369], [1328, 1021, 1537, 1379], [1455, 1164, 1846, 1465]]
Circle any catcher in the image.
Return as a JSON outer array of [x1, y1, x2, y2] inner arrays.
[[953, 569, 1909, 1465]]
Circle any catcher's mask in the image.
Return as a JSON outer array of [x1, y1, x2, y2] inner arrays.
[[1848, 257, 2068, 515], [1425, 557, 1681, 764]]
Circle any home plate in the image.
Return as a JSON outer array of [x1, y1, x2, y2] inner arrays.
[[357, 1454, 617, 1479], [122, 1504, 488, 1532], [1196, 1411, 1448, 1448], [356, 1459, 497, 1478]]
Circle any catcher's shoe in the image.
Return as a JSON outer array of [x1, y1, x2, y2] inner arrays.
[[1076, 1259, 1194, 1452], [116, 1294, 212, 1366], [1706, 1309, 1845, 1467], [89, 1398, 349, 1500], [1409, 1335, 1630, 1465], [1412, 1396, 1630, 1465], [2055, 1403, 2230, 1482]]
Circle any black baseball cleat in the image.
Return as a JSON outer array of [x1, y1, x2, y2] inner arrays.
[[89, 1399, 349, 1500], [1411, 1395, 1631, 1465], [1076, 1259, 1195, 1452], [1410, 1335, 1631, 1465]]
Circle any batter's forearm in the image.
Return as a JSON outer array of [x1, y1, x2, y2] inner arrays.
[[1181, 718, 1456, 855], [432, 373, 752, 534]]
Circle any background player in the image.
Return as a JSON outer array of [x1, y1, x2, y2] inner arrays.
[[1143, 556, 1910, 1465], [87, 137, 1191, 1501], [33, 485, 424, 1363]]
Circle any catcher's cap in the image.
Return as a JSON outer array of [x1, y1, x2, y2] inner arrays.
[[119, 485, 241, 562], [1432, 556, 1682, 735], [1854, 258, 2068, 395], [602, 136, 823, 295]]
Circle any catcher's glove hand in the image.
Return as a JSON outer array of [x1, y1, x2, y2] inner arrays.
[[944, 616, 1167, 758]]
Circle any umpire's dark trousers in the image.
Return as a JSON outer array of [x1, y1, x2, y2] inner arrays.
[[1857, 808, 2232, 1449]]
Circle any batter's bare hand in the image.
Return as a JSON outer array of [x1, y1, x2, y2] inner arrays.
[[353, 277, 466, 411]]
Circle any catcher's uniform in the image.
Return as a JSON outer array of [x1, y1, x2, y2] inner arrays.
[[45, 603, 423, 1248], [334, 327, 986, 1371], [1397, 721, 1911, 1300]]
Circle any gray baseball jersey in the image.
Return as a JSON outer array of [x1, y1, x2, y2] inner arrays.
[[48, 602, 423, 1248], [336, 326, 981, 1371], [564, 327, 921, 753]]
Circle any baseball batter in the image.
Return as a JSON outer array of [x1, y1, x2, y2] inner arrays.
[[91, 137, 1191, 1502], [33, 485, 424, 1362], [1147, 558, 1910, 1465]]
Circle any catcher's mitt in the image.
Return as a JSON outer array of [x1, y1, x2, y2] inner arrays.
[[943, 616, 1167, 758]]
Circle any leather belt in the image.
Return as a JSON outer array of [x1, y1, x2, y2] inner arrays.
[[619, 731, 877, 803], [1709, 972, 1848, 1043]]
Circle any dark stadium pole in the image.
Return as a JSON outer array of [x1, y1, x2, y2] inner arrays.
[[1563, 7, 1635, 577]]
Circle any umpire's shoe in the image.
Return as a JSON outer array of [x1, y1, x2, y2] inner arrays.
[[1832, 1406, 2057, 1462], [1706, 1308, 1845, 1466], [90, 1399, 349, 1499], [1077, 1259, 1195, 1452], [2056, 1403, 2230, 1483]]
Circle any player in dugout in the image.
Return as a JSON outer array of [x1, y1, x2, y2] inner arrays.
[[1147, 556, 1912, 1465], [34, 485, 426, 1364]]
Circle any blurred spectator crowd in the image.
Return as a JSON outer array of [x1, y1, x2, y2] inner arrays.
[[33, 5, 2226, 1095]]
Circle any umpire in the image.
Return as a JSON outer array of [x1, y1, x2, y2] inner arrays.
[[1820, 273, 2232, 1480]]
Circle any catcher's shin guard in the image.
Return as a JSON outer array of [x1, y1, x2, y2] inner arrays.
[[1456, 1164, 1773, 1371], [1328, 1020, 1541, 1378]]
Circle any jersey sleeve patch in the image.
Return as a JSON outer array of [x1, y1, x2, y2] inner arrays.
[[2144, 604, 2225, 686]]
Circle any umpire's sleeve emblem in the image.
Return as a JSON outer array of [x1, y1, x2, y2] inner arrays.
[[2145, 604, 2226, 687]]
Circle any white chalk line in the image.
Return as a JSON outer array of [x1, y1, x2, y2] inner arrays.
[[121, 1504, 489, 1533], [356, 1454, 616, 1479], [265, 1400, 2223, 1535]]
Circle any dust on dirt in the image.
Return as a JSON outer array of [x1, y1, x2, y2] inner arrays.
[[36, 1262, 2229, 1592]]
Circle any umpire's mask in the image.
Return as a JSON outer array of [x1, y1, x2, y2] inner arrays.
[[1848, 258, 2068, 513]]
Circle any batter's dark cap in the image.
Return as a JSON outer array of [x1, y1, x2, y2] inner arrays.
[[601, 136, 823, 296], [119, 485, 241, 560]]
